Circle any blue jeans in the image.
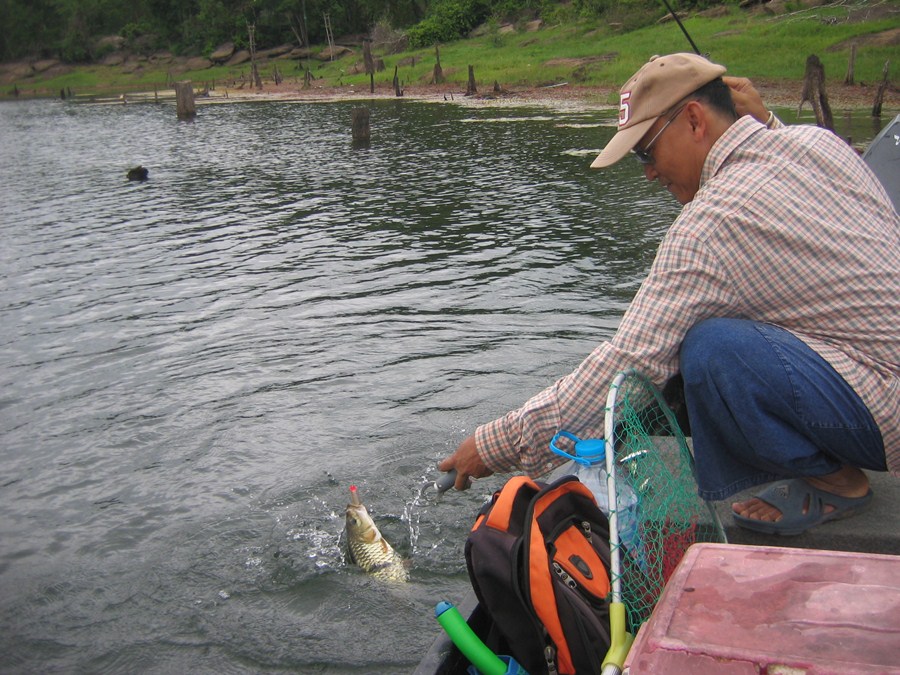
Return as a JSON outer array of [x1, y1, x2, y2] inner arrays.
[[680, 319, 885, 501]]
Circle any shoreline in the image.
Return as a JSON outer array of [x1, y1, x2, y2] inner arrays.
[[24, 77, 898, 116], [196, 79, 899, 113]]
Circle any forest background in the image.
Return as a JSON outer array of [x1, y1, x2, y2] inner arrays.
[[1, 0, 897, 106]]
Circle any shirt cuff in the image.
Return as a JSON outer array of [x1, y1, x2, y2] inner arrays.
[[475, 416, 521, 474]]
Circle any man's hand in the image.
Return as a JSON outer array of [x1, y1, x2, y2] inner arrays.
[[724, 76, 769, 124], [438, 434, 494, 490]]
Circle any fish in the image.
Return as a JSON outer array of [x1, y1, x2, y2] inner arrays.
[[344, 485, 409, 582]]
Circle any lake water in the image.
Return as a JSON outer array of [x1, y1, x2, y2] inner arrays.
[[0, 95, 885, 673]]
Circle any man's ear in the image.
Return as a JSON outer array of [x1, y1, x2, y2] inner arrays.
[[684, 100, 705, 137]]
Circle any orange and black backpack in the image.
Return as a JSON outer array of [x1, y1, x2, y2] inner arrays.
[[464, 475, 612, 675]]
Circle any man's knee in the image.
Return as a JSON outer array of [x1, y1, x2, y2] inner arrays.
[[680, 318, 750, 382]]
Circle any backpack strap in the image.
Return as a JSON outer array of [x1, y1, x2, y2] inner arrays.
[[473, 474, 541, 533], [528, 478, 607, 674]]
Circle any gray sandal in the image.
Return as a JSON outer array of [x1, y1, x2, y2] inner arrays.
[[733, 478, 873, 536]]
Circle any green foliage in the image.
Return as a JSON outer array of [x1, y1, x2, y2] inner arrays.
[[489, 0, 540, 21], [571, 0, 662, 21], [1, 0, 61, 60], [120, 22, 148, 41], [3, 0, 899, 109], [196, 0, 248, 54], [406, 0, 492, 48], [485, 17, 504, 47], [538, 1, 580, 24]]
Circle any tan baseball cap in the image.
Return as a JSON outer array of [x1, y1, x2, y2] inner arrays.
[[591, 53, 727, 169]]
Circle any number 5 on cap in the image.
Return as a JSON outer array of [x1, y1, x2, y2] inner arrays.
[[619, 91, 631, 126]]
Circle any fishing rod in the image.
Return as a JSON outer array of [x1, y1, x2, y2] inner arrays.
[[659, 0, 702, 55]]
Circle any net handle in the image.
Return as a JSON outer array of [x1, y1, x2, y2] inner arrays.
[[601, 369, 634, 672], [603, 369, 632, 603]]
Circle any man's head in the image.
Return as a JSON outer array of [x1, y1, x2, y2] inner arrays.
[[592, 54, 738, 203], [592, 53, 729, 169]]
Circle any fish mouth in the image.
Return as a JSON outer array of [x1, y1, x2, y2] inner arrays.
[[349, 485, 362, 507]]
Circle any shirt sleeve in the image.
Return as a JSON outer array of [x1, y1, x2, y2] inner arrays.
[[475, 224, 738, 476]]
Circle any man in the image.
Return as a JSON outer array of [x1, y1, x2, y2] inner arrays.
[[439, 53, 898, 535]]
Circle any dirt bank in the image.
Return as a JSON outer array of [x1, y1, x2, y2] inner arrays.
[[203, 77, 898, 115]]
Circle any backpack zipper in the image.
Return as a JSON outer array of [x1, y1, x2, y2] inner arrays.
[[544, 643, 559, 675]]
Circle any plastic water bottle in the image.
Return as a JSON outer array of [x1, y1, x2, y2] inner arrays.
[[550, 431, 647, 572]]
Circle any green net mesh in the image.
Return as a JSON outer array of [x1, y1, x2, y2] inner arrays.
[[606, 370, 726, 632]]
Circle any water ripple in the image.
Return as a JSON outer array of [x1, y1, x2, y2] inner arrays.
[[0, 96, 675, 672]]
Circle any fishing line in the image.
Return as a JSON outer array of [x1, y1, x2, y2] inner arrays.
[[659, 0, 702, 55]]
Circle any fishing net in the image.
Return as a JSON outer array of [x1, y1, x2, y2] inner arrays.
[[604, 369, 727, 632]]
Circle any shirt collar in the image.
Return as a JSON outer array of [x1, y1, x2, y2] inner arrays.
[[700, 115, 766, 186]]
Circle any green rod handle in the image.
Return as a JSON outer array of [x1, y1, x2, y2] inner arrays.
[[435, 601, 507, 675]]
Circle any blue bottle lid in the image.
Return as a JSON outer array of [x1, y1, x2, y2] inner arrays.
[[550, 431, 606, 466]]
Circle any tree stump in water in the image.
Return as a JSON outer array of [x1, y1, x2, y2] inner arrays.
[[872, 60, 890, 117], [798, 55, 834, 131], [466, 65, 477, 96], [352, 107, 370, 144], [174, 81, 196, 120]]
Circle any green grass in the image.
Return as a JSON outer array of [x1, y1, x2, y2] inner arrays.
[[291, 7, 897, 93], [5, 3, 897, 101]]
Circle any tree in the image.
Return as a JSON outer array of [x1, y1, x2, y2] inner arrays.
[[0, 0, 62, 60]]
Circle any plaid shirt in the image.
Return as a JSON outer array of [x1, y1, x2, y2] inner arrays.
[[477, 115, 900, 477]]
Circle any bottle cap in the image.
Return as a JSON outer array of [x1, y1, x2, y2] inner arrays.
[[550, 431, 606, 466]]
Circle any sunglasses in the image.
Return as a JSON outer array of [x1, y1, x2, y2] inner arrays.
[[632, 103, 688, 165]]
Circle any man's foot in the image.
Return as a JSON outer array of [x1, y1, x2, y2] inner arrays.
[[731, 466, 873, 536]]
